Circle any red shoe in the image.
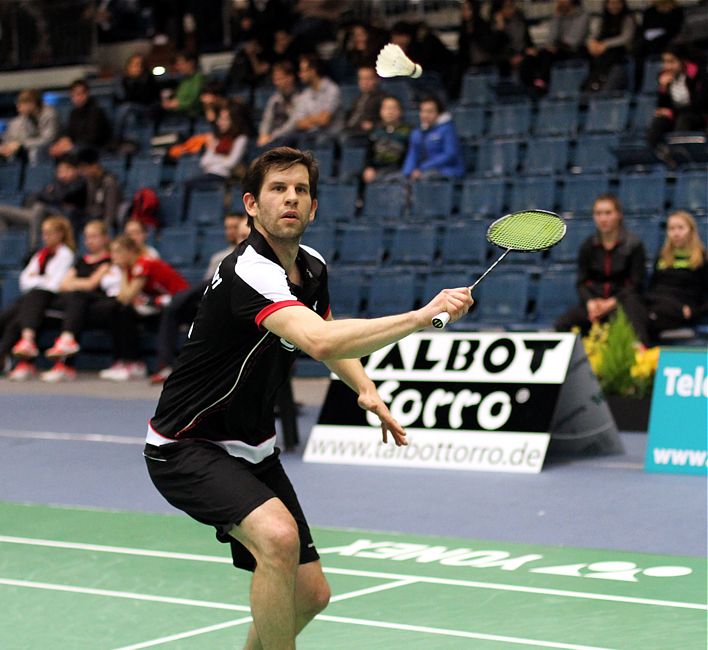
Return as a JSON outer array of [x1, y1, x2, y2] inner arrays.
[[11, 338, 39, 359], [45, 336, 80, 359], [8, 361, 37, 381], [40, 361, 77, 383]]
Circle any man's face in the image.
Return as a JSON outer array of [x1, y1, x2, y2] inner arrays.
[[593, 199, 622, 234], [272, 68, 295, 94], [380, 98, 401, 124], [298, 59, 316, 86], [70, 85, 89, 108], [84, 224, 108, 252], [16, 99, 37, 117], [224, 216, 250, 245], [56, 162, 79, 184], [419, 101, 439, 129], [357, 67, 378, 94], [244, 164, 316, 244]]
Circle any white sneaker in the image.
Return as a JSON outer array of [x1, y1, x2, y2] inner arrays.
[[8, 361, 37, 381], [99, 362, 130, 381], [40, 362, 77, 383], [127, 361, 147, 379]]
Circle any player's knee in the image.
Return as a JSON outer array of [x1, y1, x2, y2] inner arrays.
[[307, 580, 331, 616], [260, 520, 300, 569]]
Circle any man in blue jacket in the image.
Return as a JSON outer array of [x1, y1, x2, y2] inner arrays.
[[402, 95, 465, 180]]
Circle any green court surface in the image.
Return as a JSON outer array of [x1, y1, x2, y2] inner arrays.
[[0, 502, 705, 650]]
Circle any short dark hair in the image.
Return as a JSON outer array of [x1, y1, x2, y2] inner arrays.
[[56, 153, 79, 168], [243, 147, 319, 201], [299, 53, 324, 77], [272, 60, 295, 76], [419, 94, 444, 113], [176, 50, 199, 66], [76, 147, 100, 166], [593, 192, 623, 216], [69, 79, 89, 92]]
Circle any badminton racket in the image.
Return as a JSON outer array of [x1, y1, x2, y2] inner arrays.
[[432, 210, 566, 329]]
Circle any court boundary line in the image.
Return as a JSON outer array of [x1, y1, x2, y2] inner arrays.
[[0, 535, 705, 611], [111, 618, 254, 650]]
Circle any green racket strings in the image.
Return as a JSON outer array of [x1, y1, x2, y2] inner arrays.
[[488, 211, 566, 251]]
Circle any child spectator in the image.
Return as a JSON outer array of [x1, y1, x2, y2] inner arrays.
[[362, 96, 412, 184], [343, 66, 386, 139], [124, 218, 160, 259], [0, 89, 59, 164]]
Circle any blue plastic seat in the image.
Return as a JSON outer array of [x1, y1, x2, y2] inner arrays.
[[488, 101, 532, 138], [328, 268, 364, 318], [572, 134, 619, 173], [366, 271, 418, 317], [460, 178, 505, 217], [174, 156, 202, 185], [535, 270, 578, 325], [535, 99, 579, 136], [475, 271, 531, 324], [186, 187, 225, 225], [410, 180, 455, 219], [460, 72, 496, 105], [308, 142, 335, 179], [338, 145, 367, 181], [548, 218, 596, 264], [630, 94, 655, 133], [0, 163, 22, 193], [301, 225, 336, 262], [156, 226, 198, 268], [100, 156, 127, 184], [453, 105, 486, 140], [625, 216, 663, 257], [618, 171, 666, 215], [672, 171, 708, 214], [0, 270, 22, 309], [549, 62, 588, 97], [315, 183, 358, 223], [388, 224, 437, 266], [584, 97, 631, 134], [336, 225, 385, 266], [361, 181, 406, 220], [198, 227, 229, 266], [439, 220, 488, 266], [22, 163, 54, 193], [157, 186, 186, 227], [640, 57, 663, 95], [509, 176, 557, 213], [475, 139, 519, 177], [524, 137, 569, 175], [0, 231, 29, 269], [559, 174, 610, 216], [126, 157, 163, 193]]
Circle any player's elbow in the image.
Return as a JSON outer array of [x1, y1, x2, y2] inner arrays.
[[306, 338, 337, 362]]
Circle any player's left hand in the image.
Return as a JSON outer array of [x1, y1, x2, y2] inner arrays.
[[358, 390, 408, 446]]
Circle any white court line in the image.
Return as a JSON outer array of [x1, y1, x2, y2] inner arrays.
[[0, 535, 704, 611], [329, 578, 419, 603], [0, 577, 614, 650], [111, 617, 254, 650], [0, 429, 144, 445]]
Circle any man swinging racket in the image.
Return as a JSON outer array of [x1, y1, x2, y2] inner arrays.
[[144, 147, 473, 649]]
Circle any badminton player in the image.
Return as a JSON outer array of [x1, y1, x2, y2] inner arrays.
[[144, 146, 472, 649]]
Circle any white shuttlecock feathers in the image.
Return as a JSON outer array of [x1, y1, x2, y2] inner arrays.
[[375, 43, 423, 79]]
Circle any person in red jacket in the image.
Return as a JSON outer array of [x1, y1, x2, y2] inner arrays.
[[99, 234, 188, 381]]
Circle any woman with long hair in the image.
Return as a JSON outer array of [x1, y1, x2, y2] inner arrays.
[[646, 210, 708, 340]]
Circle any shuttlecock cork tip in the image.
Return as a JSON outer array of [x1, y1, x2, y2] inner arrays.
[[411, 63, 423, 79]]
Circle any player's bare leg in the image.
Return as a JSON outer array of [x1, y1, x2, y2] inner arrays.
[[243, 561, 331, 649], [230, 498, 300, 650]]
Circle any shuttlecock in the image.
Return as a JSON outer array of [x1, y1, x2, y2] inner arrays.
[[376, 43, 423, 79]]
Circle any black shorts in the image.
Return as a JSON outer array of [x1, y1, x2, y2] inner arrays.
[[144, 439, 319, 571]]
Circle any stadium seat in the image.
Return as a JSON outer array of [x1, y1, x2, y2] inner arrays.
[[126, 157, 163, 194], [253, 85, 275, 113], [630, 94, 655, 133], [672, 171, 708, 214], [157, 186, 186, 227], [186, 187, 225, 225], [625, 216, 663, 257], [488, 101, 532, 138], [309, 142, 335, 179], [548, 218, 596, 264], [316, 183, 358, 222], [100, 156, 127, 184], [460, 71, 496, 105], [0, 230, 29, 269], [453, 105, 485, 140], [361, 181, 406, 220], [509, 176, 557, 213], [301, 225, 336, 262], [571, 134, 619, 173], [618, 171, 667, 215], [584, 96, 630, 134], [22, 163, 54, 193], [535, 270, 578, 326], [157, 226, 198, 268], [410, 180, 455, 219], [198, 227, 229, 265], [559, 174, 611, 216], [549, 62, 588, 98], [459, 178, 505, 217], [366, 271, 418, 317], [523, 137, 569, 175], [336, 224, 385, 266], [640, 57, 663, 95], [338, 145, 367, 181], [174, 155, 202, 184], [0, 163, 22, 193], [327, 268, 363, 318], [475, 270, 530, 324], [439, 220, 488, 266], [380, 78, 416, 109], [535, 98, 579, 136], [475, 139, 519, 177], [0, 270, 22, 309], [387, 224, 437, 266]]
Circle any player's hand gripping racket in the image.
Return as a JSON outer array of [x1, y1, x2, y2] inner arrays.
[[432, 210, 566, 329]]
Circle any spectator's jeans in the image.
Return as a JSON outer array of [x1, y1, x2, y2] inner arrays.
[[0, 202, 48, 250]]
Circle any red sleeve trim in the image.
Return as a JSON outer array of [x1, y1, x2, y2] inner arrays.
[[256, 300, 306, 329], [323, 305, 331, 320]]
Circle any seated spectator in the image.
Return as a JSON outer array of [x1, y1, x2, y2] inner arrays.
[[275, 53, 342, 144], [49, 79, 113, 158], [269, 27, 307, 69], [645, 210, 708, 342], [257, 61, 299, 148], [582, 0, 636, 93], [362, 96, 412, 184], [114, 53, 160, 140], [0, 216, 76, 380], [0, 89, 59, 164], [99, 234, 188, 381], [488, 0, 533, 79], [168, 91, 226, 160], [225, 35, 272, 93], [402, 96, 465, 181], [342, 22, 388, 71], [519, 0, 590, 94], [76, 148, 122, 229], [343, 65, 386, 140], [633, 0, 684, 92], [0, 153, 87, 249], [40, 220, 118, 382], [457, 0, 495, 73], [555, 193, 649, 345], [646, 46, 708, 161], [186, 101, 251, 190], [124, 218, 160, 259], [150, 213, 250, 383], [160, 51, 205, 119]]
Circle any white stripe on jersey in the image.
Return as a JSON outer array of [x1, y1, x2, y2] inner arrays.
[[235, 245, 297, 303], [299, 244, 326, 265]]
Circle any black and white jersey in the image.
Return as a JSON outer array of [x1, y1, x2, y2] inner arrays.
[[147, 228, 330, 463]]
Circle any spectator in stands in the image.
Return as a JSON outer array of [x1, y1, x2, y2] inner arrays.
[[114, 53, 160, 140], [633, 0, 684, 92], [555, 193, 649, 345], [342, 22, 388, 71], [582, 0, 636, 93], [257, 61, 299, 148], [150, 213, 251, 384], [519, 0, 590, 94], [488, 0, 533, 79], [185, 102, 252, 190], [457, 0, 495, 72], [76, 148, 122, 229], [124, 218, 160, 259], [39, 220, 118, 382], [362, 96, 412, 184], [99, 234, 188, 381], [225, 34, 272, 93], [0, 89, 59, 164], [160, 51, 205, 119], [275, 53, 342, 144], [401, 96, 465, 181], [168, 90, 227, 160], [646, 46, 708, 161], [49, 79, 113, 158], [269, 27, 307, 69], [343, 65, 386, 140], [0, 153, 87, 250], [645, 210, 708, 342], [0, 216, 76, 380]]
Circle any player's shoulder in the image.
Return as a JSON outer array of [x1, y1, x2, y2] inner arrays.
[[299, 244, 327, 270]]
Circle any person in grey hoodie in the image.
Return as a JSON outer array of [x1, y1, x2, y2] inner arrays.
[[401, 96, 465, 180], [0, 89, 58, 164]]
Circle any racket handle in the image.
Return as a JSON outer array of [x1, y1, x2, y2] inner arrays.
[[431, 312, 450, 329]]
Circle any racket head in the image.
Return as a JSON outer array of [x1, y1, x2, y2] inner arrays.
[[486, 210, 566, 252]]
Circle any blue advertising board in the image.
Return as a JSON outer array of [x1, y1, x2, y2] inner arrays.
[[645, 348, 708, 475]]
